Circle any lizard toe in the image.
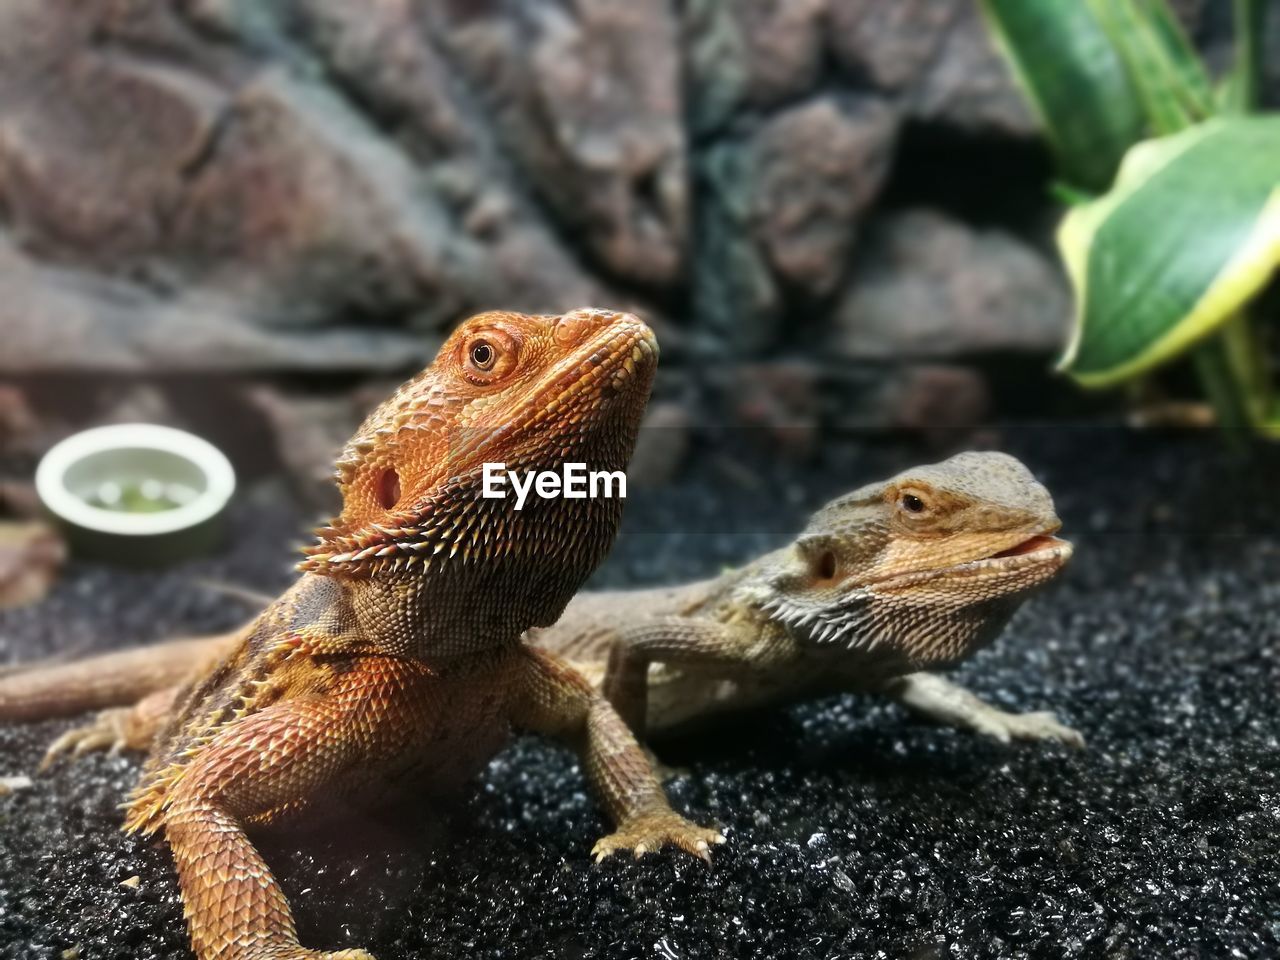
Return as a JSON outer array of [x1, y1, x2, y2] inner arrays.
[[972, 719, 1014, 745], [1017, 711, 1085, 748], [974, 709, 1084, 749], [592, 809, 724, 865], [39, 708, 135, 771]]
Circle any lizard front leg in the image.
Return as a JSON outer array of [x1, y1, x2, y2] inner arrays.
[[599, 619, 758, 737], [166, 800, 370, 960], [132, 697, 377, 960], [878, 672, 1084, 748], [512, 646, 723, 862]]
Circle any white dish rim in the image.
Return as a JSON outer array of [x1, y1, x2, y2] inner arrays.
[[35, 423, 236, 537]]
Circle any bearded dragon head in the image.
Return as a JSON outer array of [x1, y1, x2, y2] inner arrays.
[[758, 452, 1071, 669], [300, 309, 657, 626]]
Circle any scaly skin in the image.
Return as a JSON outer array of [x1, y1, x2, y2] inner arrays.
[[3, 308, 721, 960], [3, 453, 1080, 748], [532, 452, 1084, 745]]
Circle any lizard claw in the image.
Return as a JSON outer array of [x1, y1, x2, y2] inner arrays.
[[39, 708, 137, 771], [591, 808, 725, 864], [972, 709, 1085, 749]]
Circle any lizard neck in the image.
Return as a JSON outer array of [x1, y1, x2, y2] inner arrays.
[[332, 493, 625, 660]]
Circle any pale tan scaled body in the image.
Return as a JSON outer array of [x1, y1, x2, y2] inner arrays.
[[535, 452, 1083, 746]]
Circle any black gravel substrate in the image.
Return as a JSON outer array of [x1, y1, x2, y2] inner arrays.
[[1, 426, 1278, 960]]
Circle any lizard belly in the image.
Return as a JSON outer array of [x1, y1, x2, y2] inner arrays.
[[640, 659, 831, 734], [642, 655, 906, 736], [565, 653, 831, 734]]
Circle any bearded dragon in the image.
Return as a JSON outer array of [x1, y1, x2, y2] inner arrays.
[[0, 308, 721, 960], [532, 452, 1083, 745], [4, 453, 1081, 748]]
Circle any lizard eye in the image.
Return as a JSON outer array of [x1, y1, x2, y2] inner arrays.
[[900, 493, 927, 514], [459, 329, 517, 385], [469, 340, 495, 370], [375, 466, 401, 510]]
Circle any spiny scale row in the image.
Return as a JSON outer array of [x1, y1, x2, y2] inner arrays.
[[124, 641, 305, 833], [758, 595, 877, 649], [302, 501, 529, 572]]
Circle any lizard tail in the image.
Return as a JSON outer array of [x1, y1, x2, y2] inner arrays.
[[0, 630, 243, 721]]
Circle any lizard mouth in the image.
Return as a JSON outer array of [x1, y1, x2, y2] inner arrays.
[[870, 529, 1072, 594], [951, 531, 1073, 576], [989, 534, 1069, 559]]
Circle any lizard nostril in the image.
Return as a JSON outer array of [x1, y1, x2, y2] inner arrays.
[[553, 313, 589, 346]]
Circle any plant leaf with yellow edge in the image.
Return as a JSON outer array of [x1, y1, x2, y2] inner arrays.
[[979, 0, 1143, 192], [1058, 117, 1280, 387]]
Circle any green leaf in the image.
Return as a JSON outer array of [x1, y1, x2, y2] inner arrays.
[[1058, 117, 1280, 387], [1049, 181, 1097, 207], [979, 0, 1144, 191], [1218, 0, 1266, 113], [1087, 0, 1215, 134], [1190, 319, 1257, 434]]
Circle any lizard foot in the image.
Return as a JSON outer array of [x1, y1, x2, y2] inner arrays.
[[969, 708, 1084, 749], [591, 809, 725, 864], [39, 707, 147, 771]]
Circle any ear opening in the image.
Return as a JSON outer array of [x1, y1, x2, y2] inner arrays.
[[375, 466, 401, 510], [814, 548, 837, 580], [795, 535, 839, 584]]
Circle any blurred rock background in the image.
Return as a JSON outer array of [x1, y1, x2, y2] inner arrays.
[[0, 0, 1274, 505]]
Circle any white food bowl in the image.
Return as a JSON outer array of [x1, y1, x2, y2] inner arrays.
[[35, 424, 236, 565]]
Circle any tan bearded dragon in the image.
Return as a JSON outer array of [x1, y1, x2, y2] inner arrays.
[[535, 451, 1083, 746]]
